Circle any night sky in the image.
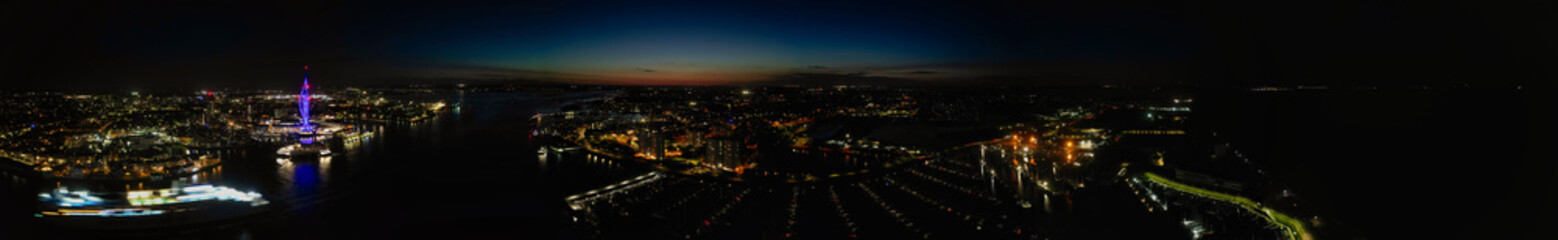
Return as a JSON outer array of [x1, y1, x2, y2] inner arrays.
[[2, 1, 1553, 90]]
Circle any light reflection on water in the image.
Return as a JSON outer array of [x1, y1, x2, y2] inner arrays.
[[276, 155, 331, 197]]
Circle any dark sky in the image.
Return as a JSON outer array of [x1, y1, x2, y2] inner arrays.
[[2, 0, 1553, 90]]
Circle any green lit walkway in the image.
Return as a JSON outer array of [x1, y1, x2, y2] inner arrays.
[[1141, 172, 1313, 240]]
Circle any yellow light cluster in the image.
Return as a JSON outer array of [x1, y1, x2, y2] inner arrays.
[[126, 190, 176, 206]]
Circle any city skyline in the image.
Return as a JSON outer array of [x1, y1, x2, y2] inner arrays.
[[0, 1, 1551, 239]]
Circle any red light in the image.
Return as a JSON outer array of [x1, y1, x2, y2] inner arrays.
[[304, 65, 309, 70]]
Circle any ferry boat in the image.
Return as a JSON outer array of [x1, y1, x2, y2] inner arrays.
[[277, 142, 332, 157], [36, 184, 270, 230]]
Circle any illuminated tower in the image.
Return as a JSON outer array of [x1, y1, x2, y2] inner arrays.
[[277, 65, 333, 157], [299, 66, 314, 133]]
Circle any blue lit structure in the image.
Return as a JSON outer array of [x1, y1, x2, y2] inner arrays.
[[278, 66, 333, 158], [299, 65, 315, 133]]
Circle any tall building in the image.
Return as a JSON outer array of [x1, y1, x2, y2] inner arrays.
[[637, 130, 663, 160], [704, 138, 742, 169], [683, 130, 706, 148]]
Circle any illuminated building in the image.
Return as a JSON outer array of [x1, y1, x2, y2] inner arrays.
[[279, 66, 333, 158], [636, 130, 664, 160], [704, 138, 742, 169], [683, 130, 706, 148]]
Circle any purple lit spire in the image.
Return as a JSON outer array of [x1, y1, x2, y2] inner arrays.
[[299, 66, 314, 133]]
